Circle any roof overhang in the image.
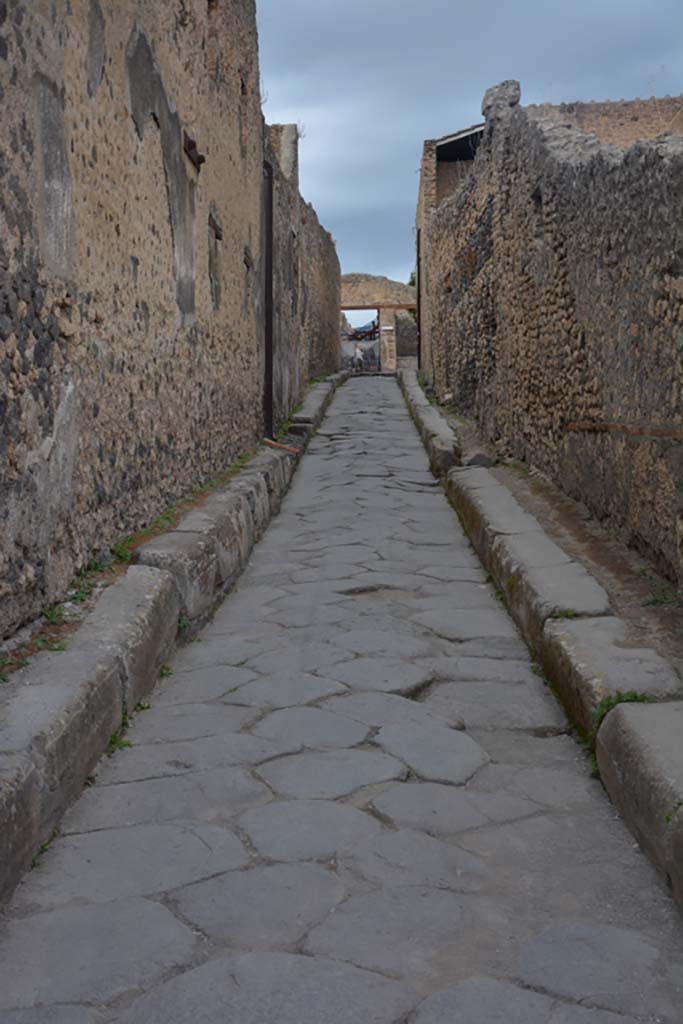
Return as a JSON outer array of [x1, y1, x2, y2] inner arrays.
[[436, 123, 485, 162]]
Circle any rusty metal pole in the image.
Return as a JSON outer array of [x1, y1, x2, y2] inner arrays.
[[263, 161, 274, 440]]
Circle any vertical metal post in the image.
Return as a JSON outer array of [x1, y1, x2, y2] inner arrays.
[[416, 228, 422, 371], [263, 161, 274, 440]]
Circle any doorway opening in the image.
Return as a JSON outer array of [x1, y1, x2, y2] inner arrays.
[[341, 308, 380, 372]]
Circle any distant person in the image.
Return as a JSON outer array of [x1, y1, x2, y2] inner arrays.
[[354, 343, 365, 373]]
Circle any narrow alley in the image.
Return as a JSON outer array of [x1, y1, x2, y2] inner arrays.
[[1, 377, 682, 1022]]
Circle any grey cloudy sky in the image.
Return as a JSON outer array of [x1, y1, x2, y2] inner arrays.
[[257, 0, 683, 286]]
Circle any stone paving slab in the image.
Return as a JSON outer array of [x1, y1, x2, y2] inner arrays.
[[119, 952, 418, 1024], [597, 701, 683, 905], [173, 862, 346, 948], [239, 798, 383, 861], [2, 377, 683, 1021], [0, 899, 197, 1008], [61, 765, 270, 832]]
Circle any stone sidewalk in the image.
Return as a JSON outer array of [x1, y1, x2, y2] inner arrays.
[[1, 377, 682, 1022]]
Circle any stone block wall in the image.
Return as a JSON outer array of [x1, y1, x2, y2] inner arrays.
[[267, 128, 340, 426], [419, 81, 683, 583], [528, 96, 683, 149], [0, 0, 339, 638]]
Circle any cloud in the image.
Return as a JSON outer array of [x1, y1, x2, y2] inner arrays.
[[257, 0, 683, 283]]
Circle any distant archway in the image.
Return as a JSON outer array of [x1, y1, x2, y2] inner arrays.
[[341, 274, 417, 373]]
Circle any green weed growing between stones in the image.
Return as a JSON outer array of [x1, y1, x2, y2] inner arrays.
[[108, 707, 132, 755], [31, 827, 60, 870], [665, 799, 683, 824], [594, 690, 653, 731], [111, 449, 257, 565]]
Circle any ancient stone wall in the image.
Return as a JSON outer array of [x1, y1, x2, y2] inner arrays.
[[341, 273, 415, 308], [268, 136, 340, 425], [420, 81, 683, 583], [529, 96, 683, 149], [0, 0, 339, 637]]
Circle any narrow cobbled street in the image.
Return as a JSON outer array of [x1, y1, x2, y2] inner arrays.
[[1, 377, 682, 1022]]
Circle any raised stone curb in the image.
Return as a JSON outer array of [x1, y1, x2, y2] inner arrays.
[[597, 702, 683, 907], [290, 372, 348, 431], [0, 371, 348, 906], [400, 381, 683, 905], [135, 372, 350, 627], [397, 369, 461, 475], [542, 617, 680, 732], [443, 465, 681, 728]]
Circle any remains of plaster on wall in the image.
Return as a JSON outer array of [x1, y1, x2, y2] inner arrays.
[[126, 27, 196, 318], [208, 204, 223, 311], [87, 0, 105, 99], [35, 73, 73, 279], [21, 373, 78, 596]]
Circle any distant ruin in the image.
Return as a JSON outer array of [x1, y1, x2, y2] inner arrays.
[[340, 273, 417, 372]]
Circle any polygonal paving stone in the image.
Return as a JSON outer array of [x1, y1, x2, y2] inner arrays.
[[266, 605, 350, 629], [171, 632, 281, 669], [457, 812, 676, 929], [403, 587, 501, 612], [423, 681, 567, 732], [62, 767, 271, 833], [422, 655, 538, 684], [15, 824, 249, 909], [174, 863, 345, 948], [497, 765, 601, 809], [0, 900, 196, 1009], [329, 629, 439, 659], [219, 586, 293, 621], [246, 644, 349, 675], [518, 923, 683, 1019], [258, 749, 407, 799], [469, 729, 579, 768], [154, 665, 258, 706], [417, 565, 488, 583], [251, 707, 368, 749], [341, 828, 489, 892], [222, 673, 348, 709], [371, 782, 491, 834], [322, 690, 465, 730], [0, 1012, 104, 1024], [96, 733, 300, 784], [413, 608, 520, 641], [304, 886, 469, 983], [130, 703, 258, 744], [550, 1007, 637, 1024], [375, 722, 489, 784], [326, 657, 434, 694], [120, 952, 418, 1024], [239, 799, 383, 861], [412, 976, 554, 1023]]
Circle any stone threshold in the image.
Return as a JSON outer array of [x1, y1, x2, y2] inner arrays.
[[398, 368, 683, 910], [0, 371, 350, 907]]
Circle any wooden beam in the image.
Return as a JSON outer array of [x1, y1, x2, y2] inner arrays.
[[340, 303, 416, 311]]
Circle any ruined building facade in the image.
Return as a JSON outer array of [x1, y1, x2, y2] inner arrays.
[[0, 0, 340, 637], [417, 81, 683, 585]]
